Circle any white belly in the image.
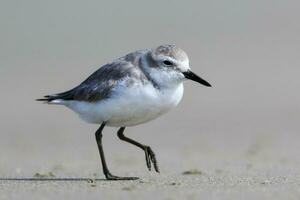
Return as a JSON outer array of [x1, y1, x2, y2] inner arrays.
[[65, 83, 184, 127]]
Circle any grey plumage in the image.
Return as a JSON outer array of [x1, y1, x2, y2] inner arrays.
[[37, 44, 190, 103], [37, 49, 151, 102]]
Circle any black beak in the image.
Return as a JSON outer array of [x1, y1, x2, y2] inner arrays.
[[183, 70, 212, 87]]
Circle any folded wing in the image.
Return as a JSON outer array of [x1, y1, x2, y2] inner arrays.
[[37, 56, 144, 103]]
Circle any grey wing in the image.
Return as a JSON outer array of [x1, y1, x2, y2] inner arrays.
[[40, 58, 143, 103]]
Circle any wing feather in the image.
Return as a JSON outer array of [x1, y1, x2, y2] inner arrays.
[[38, 50, 148, 103]]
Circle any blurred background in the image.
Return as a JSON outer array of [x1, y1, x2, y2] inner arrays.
[[0, 0, 299, 178]]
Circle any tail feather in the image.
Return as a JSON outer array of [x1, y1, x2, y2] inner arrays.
[[37, 88, 75, 103], [36, 98, 50, 102], [36, 95, 62, 104]]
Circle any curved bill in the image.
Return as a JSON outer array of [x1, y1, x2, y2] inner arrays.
[[183, 70, 212, 87]]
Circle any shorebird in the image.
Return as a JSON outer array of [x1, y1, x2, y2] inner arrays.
[[37, 44, 211, 180]]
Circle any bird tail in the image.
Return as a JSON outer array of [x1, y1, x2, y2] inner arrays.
[[37, 88, 76, 104], [36, 95, 64, 104]]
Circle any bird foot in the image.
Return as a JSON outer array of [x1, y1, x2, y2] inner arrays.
[[105, 172, 139, 181], [144, 146, 160, 173]]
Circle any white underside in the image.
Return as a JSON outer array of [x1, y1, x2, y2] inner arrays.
[[54, 82, 184, 127]]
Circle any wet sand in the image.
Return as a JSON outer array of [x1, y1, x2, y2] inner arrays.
[[1, 170, 300, 199], [1, 134, 300, 200]]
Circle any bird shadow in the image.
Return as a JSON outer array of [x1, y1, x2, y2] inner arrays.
[[0, 177, 106, 182]]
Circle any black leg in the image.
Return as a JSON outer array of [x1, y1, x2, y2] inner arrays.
[[117, 127, 159, 173], [95, 122, 139, 180]]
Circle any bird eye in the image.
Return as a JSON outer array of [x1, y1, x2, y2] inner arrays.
[[163, 60, 173, 66]]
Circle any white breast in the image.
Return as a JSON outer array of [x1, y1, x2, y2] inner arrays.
[[65, 82, 184, 127]]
